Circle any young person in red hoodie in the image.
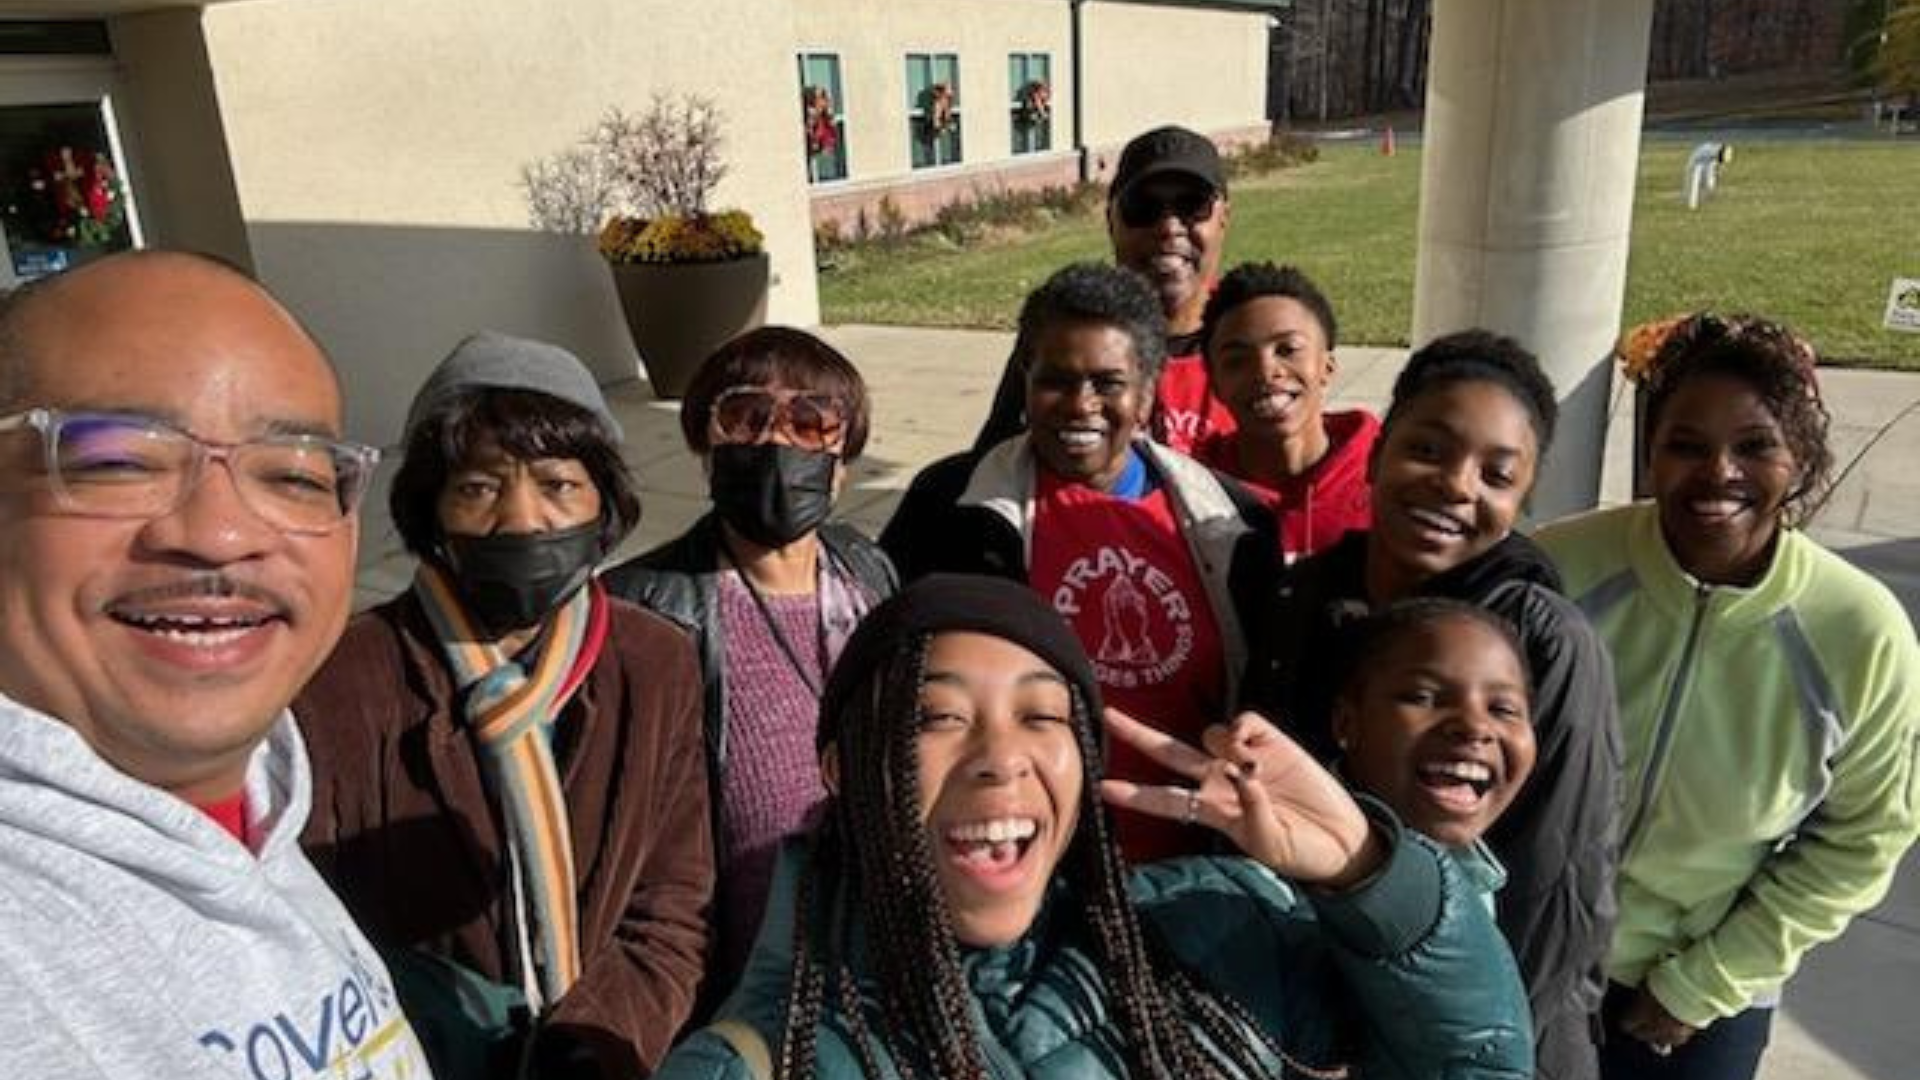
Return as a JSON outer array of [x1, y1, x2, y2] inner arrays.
[[1192, 262, 1379, 563]]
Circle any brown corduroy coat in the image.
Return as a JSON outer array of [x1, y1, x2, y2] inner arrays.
[[297, 590, 714, 1079]]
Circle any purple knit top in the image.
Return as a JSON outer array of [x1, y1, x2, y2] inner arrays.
[[714, 573, 830, 986]]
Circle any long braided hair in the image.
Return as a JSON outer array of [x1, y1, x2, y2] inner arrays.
[[775, 627, 1339, 1079]]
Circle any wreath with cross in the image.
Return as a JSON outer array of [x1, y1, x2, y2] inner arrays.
[[20, 146, 127, 248], [803, 85, 838, 157]]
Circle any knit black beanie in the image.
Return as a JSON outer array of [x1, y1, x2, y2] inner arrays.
[[816, 573, 1104, 754]]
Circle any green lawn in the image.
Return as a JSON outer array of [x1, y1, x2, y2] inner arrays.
[[819, 140, 1920, 368]]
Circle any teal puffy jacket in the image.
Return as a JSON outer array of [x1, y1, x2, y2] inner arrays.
[[658, 817, 1533, 1079]]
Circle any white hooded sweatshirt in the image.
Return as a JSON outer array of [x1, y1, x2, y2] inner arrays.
[[0, 692, 434, 1080]]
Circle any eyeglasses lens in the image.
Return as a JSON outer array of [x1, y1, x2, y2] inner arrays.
[[54, 415, 181, 488], [1118, 186, 1214, 229], [714, 392, 778, 443], [48, 413, 365, 533], [714, 390, 845, 451], [782, 395, 846, 450]]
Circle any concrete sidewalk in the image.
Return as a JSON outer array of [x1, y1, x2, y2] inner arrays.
[[349, 323, 1920, 1079]]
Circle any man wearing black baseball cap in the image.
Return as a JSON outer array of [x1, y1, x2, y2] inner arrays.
[[973, 125, 1236, 456]]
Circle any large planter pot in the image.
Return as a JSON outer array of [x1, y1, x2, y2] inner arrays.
[[610, 252, 770, 399]]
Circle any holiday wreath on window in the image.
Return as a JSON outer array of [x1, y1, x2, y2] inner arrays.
[[803, 85, 838, 157], [1017, 80, 1051, 126], [19, 146, 126, 248], [920, 82, 956, 137]]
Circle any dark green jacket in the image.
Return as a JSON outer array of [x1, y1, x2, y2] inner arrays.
[[658, 815, 1533, 1079]]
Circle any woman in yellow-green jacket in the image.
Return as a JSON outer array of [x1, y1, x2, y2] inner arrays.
[[1538, 313, 1920, 1080]]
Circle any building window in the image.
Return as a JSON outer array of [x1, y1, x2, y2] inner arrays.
[[906, 53, 961, 169], [0, 20, 112, 55], [799, 52, 848, 183], [1008, 53, 1052, 155], [0, 99, 140, 283]]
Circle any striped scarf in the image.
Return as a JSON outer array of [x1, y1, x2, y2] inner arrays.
[[413, 562, 604, 1011]]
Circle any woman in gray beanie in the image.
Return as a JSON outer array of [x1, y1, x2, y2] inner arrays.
[[297, 331, 714, 1080], [658, 573, 1534, 1080]]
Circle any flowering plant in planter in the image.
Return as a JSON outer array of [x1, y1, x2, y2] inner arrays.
[[520, 93, 770, 398], [521, 94, 765, 264], [598, 210, 762, 264]]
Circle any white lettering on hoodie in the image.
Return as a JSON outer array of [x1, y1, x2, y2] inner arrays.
[[0, 695, 434, 1079]]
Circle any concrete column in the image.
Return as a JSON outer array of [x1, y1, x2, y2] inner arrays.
[[1412, 0, 1656, 518], [110, 10, 254, 272]]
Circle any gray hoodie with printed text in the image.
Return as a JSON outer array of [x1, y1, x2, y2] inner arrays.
[[0, 693, 435, 1080]]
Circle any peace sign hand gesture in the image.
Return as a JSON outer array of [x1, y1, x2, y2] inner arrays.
[[1099, 708, 1386, 891]]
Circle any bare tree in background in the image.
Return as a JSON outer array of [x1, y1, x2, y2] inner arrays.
[[1272, 0, 1429, 121], [1274, 0, 1334, 122], [1651, 0, 1853, 78], [1394, 0, 1432, 107]]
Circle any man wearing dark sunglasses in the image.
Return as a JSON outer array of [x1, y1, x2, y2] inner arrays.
[[0, 252, 432, 1078], [973, 125, 1236, 457]]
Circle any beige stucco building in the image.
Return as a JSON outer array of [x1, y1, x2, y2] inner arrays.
[[794, 0, 1273, 233], [0, 0, 1277, 450]]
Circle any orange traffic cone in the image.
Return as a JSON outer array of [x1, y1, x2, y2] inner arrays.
[[1381, 125, 1397, 156]]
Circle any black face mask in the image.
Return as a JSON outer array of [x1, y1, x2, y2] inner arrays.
[[442, 520, 603, 635], [708, 442, 836, 549]]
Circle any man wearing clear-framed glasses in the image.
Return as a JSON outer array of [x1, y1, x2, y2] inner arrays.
[[0, 251, 434, 1079]]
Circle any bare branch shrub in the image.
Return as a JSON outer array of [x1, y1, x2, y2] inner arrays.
[[521, 93, 731, 232], [593, 96, 728, 219], [519, 145, 616, 234]]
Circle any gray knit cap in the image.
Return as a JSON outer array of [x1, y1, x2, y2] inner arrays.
[[402, 331, 624, 444]]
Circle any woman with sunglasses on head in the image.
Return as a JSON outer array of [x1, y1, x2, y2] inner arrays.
[[298, 332, 713, 1080], [604, 326, 896, 1003], [1537, 315, 1920, 1080], [656, 573, 1533, 1080], [1245, 329, 1622, 1080]]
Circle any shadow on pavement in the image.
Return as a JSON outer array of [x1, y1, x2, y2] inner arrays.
[[1838, 538, 1920, 626]]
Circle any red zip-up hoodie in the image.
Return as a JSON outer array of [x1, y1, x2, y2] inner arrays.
[[1195, 408, 1380, 563]]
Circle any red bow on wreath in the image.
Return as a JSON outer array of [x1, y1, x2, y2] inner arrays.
[[803, 86, 838, 157]]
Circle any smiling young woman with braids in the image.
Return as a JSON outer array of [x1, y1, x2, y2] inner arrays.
[[656, 574, 1533, 1080]]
